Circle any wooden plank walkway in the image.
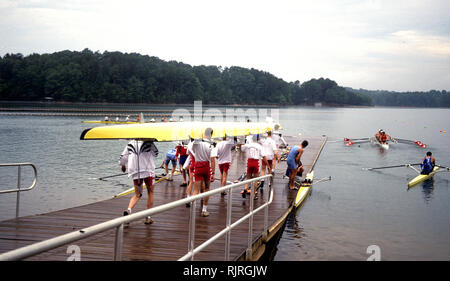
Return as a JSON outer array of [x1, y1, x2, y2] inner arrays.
[[0, 135, 327, 261]]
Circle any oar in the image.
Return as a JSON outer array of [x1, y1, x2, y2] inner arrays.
[[314, 176, 332, 184], [363, 163, 422, 171], [436, 165, 450, 171], [344, 137, 369, 142], [344, 137, 370, 146], [392, 138, 427, 148], [94, 173, 127, 180], [95, 167, 165, 180]]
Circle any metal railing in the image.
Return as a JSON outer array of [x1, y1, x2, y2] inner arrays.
[[0, 163, 38, 218], [0, 174, 273, 261]]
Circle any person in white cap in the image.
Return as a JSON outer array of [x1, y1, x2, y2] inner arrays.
[[259, 131, 278, 189], [241, 134, 267, 199], [215, 135, 236, 195], [191, 128, 215, 217]]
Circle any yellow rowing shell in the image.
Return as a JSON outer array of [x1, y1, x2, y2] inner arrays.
[[408, 166, 440, 188], [80, 121, 278, 141], [294, 171, 314, 208]]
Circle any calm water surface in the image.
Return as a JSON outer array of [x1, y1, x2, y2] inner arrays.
[[0, 106, 449, 260]]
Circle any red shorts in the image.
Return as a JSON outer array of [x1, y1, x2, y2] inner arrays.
[[189, 156, 196, 174], [133, 177, 153, 187], [246, 159, 260, 175], [262, 159, 273, 167], [219, 163, 230, 174], [194, 161, 210, 182]]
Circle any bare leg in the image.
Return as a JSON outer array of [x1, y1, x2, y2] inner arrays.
[[288, 169, 296, 189], [203, 179, 210, 206], [128, 184, 142, 210], [186, 169, 194, 196], [193, 180, 202, 196], [182, 169, 187, 184], [221, 171, 228, 186], [243, 173, 252, 191], [145, 178, 154, 209]]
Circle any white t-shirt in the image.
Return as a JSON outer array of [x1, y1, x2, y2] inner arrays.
[[191, 140, 212, 162], [261, 137, 277, 160], [216, 140, 235, 165], [241, 142, 263, 160], [272, 132, 287, 148]]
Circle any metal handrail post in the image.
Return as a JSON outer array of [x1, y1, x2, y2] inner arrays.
[[113, 224, 124, 261], [263, 185, 270, 239], [188, 199, 197, 261], [0, 163, 38, 219], [246, 182, 255, 260], [178, 185, 274, 261], [225, 187, 232, 261], [16, 165, 21, 218]]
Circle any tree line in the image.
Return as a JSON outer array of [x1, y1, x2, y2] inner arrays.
[[347, 88, 450, 107], [1, 49, 447, 107], [0, 49, 372, 106]]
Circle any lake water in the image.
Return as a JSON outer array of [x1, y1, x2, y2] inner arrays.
[[0, 106, 449, 260]]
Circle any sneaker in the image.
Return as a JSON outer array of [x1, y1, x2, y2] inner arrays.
[[123, 209, 130, 226], [201, 211, 210, 217], [221, 191, 227, 196], [144, 216, 154, 225], [180, 183, 187, 187], [257, 181, 264, 189]]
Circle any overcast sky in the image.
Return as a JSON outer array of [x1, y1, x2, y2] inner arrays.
[[1, 0, 449, 91]]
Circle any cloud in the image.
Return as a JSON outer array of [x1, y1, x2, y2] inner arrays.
[[0, 0, 449, 91]]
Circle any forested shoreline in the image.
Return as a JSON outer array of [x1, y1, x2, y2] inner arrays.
[[347, 88, 450, 107], [0, 49, 448, 107]]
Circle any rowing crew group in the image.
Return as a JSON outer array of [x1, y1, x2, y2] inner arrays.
[[375, 129, 436, 175], [117, 129, 287, 224]]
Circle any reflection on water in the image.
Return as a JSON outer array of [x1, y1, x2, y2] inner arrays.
[[421, 179, 435, 203]]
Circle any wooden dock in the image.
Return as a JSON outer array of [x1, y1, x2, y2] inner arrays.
[[0, 135, 327, 261]]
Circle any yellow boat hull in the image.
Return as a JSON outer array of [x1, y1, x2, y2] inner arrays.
[[408, 166, 440, 188], [294, 171, 314, 208], [81, 121, 278, 141]]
